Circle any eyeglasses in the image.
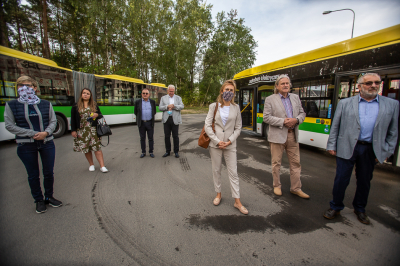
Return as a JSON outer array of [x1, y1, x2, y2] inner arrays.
[[17, 83, 33, 87], [142, 93, 149, 95], [359, 81, 382, 86]]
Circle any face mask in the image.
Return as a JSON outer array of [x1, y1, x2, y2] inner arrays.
[[223, 91, 234, 102], [18, 85, 40, 105], [168, 110, 172, 115]]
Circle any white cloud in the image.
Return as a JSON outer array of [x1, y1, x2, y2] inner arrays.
[[207, 0, 400, 67]]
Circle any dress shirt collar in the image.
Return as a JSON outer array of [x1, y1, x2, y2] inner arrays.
[[359, 94, 379, 103], [279, 93, 290, 99], [142, 98, 149, 102]]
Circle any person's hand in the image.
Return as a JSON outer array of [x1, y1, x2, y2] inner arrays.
[[71, 131, 78, 138], [33, 132, 48, 140], [328, 150, 336, 156], [284, 118, 297, 128], [92, 112, 99, 118], [167, 104, 174, 109]]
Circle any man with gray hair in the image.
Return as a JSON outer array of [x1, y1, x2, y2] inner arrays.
[[324, 73, 399, 225], [263, 74, 309, 199], [159, 85, 184, 158]]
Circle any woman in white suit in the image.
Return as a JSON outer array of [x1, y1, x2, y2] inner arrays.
[[204, 79, 248, 215]]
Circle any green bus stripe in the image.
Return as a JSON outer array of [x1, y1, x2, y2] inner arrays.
[[0, 105, 163, 122], [299, 122, 330, 134], [0, 106, 4, 122]]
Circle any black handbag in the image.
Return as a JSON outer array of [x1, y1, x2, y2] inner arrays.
[[97, 118, 112, 147]]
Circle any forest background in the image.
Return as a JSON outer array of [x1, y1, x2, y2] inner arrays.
[[1, 0, 258, 105]]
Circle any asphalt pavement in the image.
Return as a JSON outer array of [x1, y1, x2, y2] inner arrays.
[[0, 114, 399, 266]]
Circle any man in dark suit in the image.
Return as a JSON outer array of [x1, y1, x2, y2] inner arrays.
[[324, 73, 399, 224], [134, 88, 157, 158]]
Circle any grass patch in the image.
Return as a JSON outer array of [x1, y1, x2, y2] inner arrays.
[[181, 106, 209, 114]]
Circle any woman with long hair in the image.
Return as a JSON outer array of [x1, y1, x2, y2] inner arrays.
[[4, 75, 62, 213], [71, 88, 108, 172], [204, 79, 248, 214]]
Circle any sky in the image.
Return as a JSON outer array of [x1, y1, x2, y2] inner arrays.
[[205, 0, 400, 68]]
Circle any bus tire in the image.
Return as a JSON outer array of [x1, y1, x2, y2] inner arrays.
[[53, 114, 66, 138]]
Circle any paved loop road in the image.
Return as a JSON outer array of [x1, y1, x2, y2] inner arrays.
[[0, 114, 399, 265]]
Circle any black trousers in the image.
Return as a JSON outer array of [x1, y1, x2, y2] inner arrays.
[[330, 143, 376, 213], [138, 121, 154, 153], [164, 116, 179, 153]]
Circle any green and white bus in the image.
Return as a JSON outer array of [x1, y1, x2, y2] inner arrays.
[[234, 24, 400, 166], [0, 46, 168, 141]]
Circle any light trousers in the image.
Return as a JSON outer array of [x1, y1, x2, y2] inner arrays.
[[270, 132, 302, 192], [209, 147, 240, 198]]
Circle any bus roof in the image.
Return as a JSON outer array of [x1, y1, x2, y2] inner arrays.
[[100, 74, 145, 84], [150, 83, 168, 88], [234, 24, 400, 80], [0, 45, 61, 68]]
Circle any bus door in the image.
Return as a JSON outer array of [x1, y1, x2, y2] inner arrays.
[[239, 88, 255, 129]]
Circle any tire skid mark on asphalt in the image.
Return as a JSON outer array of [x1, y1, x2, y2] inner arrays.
[[91, 169, 173, 266]]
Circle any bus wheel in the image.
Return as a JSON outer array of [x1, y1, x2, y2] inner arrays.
[[263, 123, 269, 141], [53, 115, 66, 138]]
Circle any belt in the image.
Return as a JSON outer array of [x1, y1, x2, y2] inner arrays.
[[142, 119, 152, 122], [288, 129, 294, 133], [357, 140, 372, 145]]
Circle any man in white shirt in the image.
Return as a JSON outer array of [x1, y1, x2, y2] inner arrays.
[[159, 85, 185, 158]]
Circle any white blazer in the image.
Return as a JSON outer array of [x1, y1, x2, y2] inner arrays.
[[204, 103, 242, 150]]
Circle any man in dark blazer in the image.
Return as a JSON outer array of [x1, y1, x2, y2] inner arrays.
[[324, 73, 399, 225], [134, 88, 157, 158]]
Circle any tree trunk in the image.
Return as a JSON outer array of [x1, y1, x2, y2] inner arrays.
[[42, 0, 51, 59], [15, 6, 23, 51], [0, 0, 8, 47]]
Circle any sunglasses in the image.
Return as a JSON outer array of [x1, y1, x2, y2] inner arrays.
[[359, 81, 382, 86], [142, 92, 149, 95]]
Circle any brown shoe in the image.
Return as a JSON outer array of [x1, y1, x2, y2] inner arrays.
[[213, 197, 221, 206], [354, 210, 370, 225], [323, 208, 340, 219], [273, 187, 282, 196], [234, 203, 248, 215], [290, 190, 310, 199]]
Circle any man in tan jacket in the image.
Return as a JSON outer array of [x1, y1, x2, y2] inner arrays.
[[263, 74, 309, 199]]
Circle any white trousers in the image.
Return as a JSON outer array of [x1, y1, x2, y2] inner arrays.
[[209, 147, 240, 198]]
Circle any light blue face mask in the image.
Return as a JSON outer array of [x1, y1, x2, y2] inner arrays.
[[168, 110, 172, 115]]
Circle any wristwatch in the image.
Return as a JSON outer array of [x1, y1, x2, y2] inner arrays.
[[296, 118, 299, 124]]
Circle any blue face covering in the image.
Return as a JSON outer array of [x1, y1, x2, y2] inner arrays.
[[168, 110, 172, 115]]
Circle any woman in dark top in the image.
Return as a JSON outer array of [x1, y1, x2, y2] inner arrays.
[[4, 76, 62, 214], [71, 88, 108, 173]]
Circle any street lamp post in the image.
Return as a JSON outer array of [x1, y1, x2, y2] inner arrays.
[[323, 9, 355, 38]]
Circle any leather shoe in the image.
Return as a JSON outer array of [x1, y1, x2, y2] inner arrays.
[[354, 210, 370, 225], [234, 203, 248, 215], [290, 190, 310, 199], [273, 187, 282, 196], [162, 152, 170, 157], [150, 153, 155, 158], [323, 208, 340, 219], [175, 153, 180, 158], [140, 153, 146, 158], [213, 197, 221, 206]]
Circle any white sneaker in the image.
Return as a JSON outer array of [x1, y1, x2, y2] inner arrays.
[[89, 165, 95, 172], [100, 167, 108, 173]]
